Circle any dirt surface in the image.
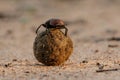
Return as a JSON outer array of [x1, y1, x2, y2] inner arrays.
[[0, 0, 120, 80]]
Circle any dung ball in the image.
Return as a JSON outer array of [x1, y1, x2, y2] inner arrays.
[[33, 29, 73, 66]]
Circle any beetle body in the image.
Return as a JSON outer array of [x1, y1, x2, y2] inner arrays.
[[36, 18, 68, 36]]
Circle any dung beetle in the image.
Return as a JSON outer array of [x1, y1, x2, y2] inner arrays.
[[36, 18, 68, 36]]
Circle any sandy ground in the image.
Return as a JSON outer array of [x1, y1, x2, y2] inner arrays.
[[0, 0, 120, 80]]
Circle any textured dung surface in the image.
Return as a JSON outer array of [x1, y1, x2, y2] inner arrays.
[[33, 29, 73, 66]]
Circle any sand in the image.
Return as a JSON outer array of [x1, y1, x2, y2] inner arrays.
[[0, 0, 120, 80]]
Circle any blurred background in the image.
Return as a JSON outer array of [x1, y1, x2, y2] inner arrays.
[[0, 0, 120, 62]]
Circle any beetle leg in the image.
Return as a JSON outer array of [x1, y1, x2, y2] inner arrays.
[[36, 24, 44, 34], [56, 26, 68, 36], [46, 29, 49, 35], [62, 26, 68, 36]]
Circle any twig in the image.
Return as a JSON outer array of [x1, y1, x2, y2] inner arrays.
[[96, 68, 118, 72], [107, 37, 120, 41]]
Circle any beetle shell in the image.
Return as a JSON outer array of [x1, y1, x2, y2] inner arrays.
[[45, 19, 65, 28], [50, 19, 65, 26]]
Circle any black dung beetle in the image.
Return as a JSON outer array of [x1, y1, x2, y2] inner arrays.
[[36, 18, 68, 36]]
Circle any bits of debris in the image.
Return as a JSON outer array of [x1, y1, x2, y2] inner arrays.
[[96, 62, 120, 72], [25, 71, 30, 73], [82, 60, 88, 63], [59, 73, 62, 75], [96, 63, 100, 66], [96, 63, 104, 70], [107, 37, 120, 41], [108, 44, 119, 47], [6, 29, 13, 35], [95, 50, 99, 53], [0, 12, 19, 21], [4, 63, 12, 68], [0, 13, 7, 19], [96, 68, 118, 72], [12, 59, 17, 62]]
